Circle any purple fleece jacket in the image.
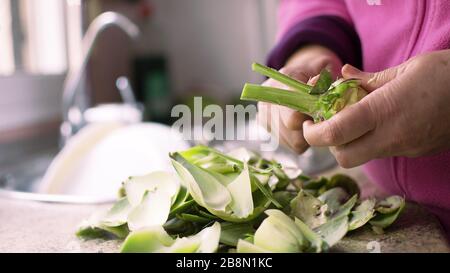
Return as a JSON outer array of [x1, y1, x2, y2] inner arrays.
[[268, 0, 450, 238]]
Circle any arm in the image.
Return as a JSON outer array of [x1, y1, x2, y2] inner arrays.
[[268, 0, 362, 69]]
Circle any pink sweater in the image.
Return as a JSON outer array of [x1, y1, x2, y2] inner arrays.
[[268, 0, 450, 238]]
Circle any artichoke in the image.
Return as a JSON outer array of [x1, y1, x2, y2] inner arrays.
[[240, 63, 368, 122]]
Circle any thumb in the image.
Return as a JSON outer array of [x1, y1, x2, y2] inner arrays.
[[341, 64, 402, 92]]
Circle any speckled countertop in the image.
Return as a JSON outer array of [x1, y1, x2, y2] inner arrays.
[[0, 166, 448, 253]]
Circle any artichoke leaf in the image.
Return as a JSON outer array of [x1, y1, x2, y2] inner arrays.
[[253, 216, 300, 253], [127, 190, 172, 231], [76, 198, 131, 239], [265, 209, 306, 248], [375, 195, 405, 214], [348, 198, 376, 231], [123, 171, 180, 206], [170, 222, 221, 253], [370, 196, 405, 230], [236, 239, 269, 253], [170, 153, 232, 212], [220, 222, 255, 247], [326, 174, 360, 197], [314, 196, 356, 247], [177, 213, 212, 224], [332, 194, 358, 219], [99, 197, 132, 227], [251, 175, 282, 208], [290, 190, 328, 229], [318, 187, 350, 215], [121, 222, 221, 253], [226, 163, 254, 218], [294, 218, 327, 253], [310, 68, 333, 95], [315, 214, 349, 248], [120, 226, 174, 253], [76, 223, 129, 239]]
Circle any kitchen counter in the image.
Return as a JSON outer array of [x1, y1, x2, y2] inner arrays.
[[0, 166, 449, 253]]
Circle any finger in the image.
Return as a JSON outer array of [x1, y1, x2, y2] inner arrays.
[[276, 106, 309, 153], [257, 102, 272, 132], [288, 130, 309, 154], [262, 77, 283, 88], [342, 64, 404, 92], [280, 128, 309, 154], [303, 99, 376, 146], [310, 55, 342, 77], [267, 104, 309, 154], [279, 67, 311, 83], [329, 130, 382, 168], [306, 57, 340, 86], [279, 106, 309, 130]]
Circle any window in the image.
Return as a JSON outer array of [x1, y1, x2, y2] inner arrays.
[[20, 0, 68, 74], [0, 0, 83, 75], [0, 0, 15, 75], [0, 0, 83, 131]]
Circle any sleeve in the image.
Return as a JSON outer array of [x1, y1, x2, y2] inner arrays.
[[267, 0, 362, 70]]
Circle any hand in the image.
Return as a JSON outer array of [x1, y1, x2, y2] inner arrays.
[[257, 45, 343, 153], [303, 49, 450, 167]]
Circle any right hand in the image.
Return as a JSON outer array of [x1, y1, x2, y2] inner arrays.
[[257, 45, 343, 153]]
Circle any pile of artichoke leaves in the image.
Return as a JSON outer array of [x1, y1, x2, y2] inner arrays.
[[77, 145, 405, 253]]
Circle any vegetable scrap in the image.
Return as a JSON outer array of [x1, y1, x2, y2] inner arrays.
[[77, 145, 404, 253]]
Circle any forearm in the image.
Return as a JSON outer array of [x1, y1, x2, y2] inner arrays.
[[269, 0, 362, 70]]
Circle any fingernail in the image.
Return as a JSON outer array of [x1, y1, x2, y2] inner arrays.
[[342, 64, 362, 77], [329, 146, 337, 156], [302, 120, 314, 130], [307, 75, 320, 85], [367, 76, 376, 85]]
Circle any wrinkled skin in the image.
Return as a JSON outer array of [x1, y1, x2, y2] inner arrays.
[[303, 49, 450, 167], [257, 45, 343, 153]]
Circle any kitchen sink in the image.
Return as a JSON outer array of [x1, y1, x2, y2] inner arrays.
[[0, 122, 193, 204], [0, 130, 114, 203], [0, 131, 59, 193]]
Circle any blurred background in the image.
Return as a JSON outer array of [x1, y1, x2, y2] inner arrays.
[[0, 0, 277, 134], [0, 0, 284, 198]]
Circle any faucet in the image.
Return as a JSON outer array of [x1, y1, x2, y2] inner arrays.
[[60, 11, 140, 146]]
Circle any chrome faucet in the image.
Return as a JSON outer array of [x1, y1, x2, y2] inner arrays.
[[60, 11, 140, 146]]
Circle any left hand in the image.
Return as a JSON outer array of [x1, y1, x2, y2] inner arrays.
[[303, 49, 450, 168]]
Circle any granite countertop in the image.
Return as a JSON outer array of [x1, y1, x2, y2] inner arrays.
[[0, 166, 448, 253]]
